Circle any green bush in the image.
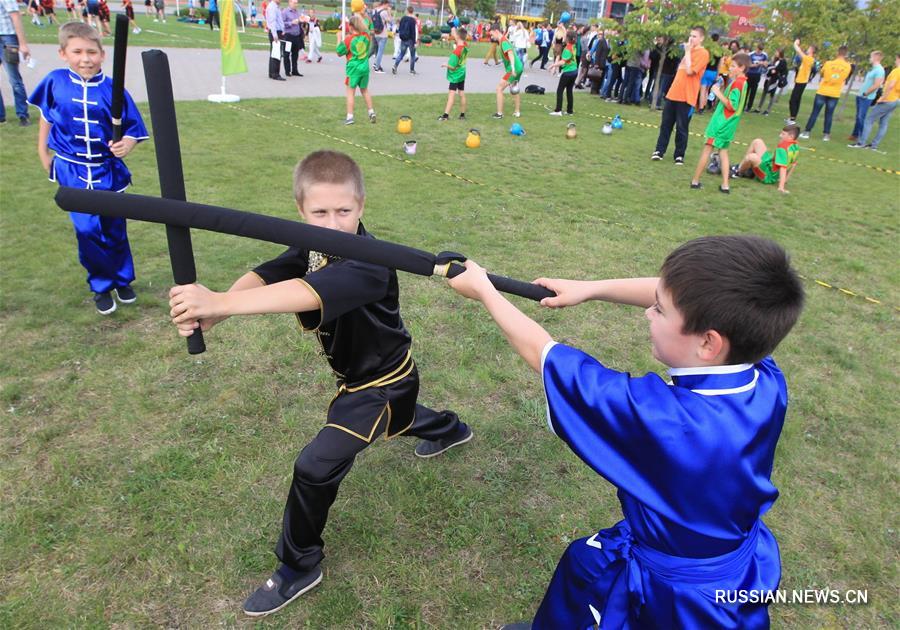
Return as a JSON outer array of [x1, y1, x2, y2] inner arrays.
[[322, 16, 341, 31], [420, 34, 432, 44]]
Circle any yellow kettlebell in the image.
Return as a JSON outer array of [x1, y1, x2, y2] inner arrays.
[[397, 115, 413, 134], [465, 128, 481, 149], [566, 122, 577, 139]]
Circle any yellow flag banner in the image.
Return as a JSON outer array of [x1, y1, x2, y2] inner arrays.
[[448, 0, 456, 14], [220, 0, 248, 75]]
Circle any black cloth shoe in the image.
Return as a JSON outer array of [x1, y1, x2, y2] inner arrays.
[[415, 425, 473, 459], [242, 565, 323, 617], [458, 113, 466, 120], [115, 285, 137, 303], [690, 182, 702, 189], [94, 292, 116, 315], [291, 71, 303, 76], [19, 116, 30, 127], [674, 157, 684, 166], [438, 113, 449, 121], [270, 75, 286, 81]]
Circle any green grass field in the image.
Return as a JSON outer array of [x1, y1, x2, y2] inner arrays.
[[21, 12, 491, 56], [1, 87, 898, 628]]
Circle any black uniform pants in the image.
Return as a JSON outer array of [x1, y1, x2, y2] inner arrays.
[[745, 74, 761, 111], [655, 98, 693, 160], [555, 70, 577, 113], [283, 33, 303, 75], [268, 31, 284, 78], [275, 363, 466, 572], [788, 81, 807, 119]]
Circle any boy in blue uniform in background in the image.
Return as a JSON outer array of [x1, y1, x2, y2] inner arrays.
[[29, 22, 148, 315], [448, 235, 804, 629]]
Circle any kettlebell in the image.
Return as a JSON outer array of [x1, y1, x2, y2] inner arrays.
[[565, 122, 577, 139], [397, 115, 413, 134], [465, 128, 481, 149]]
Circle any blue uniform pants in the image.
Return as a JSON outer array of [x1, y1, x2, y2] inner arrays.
[[0, 34, 29, 121], [69, 211, 135, 294]]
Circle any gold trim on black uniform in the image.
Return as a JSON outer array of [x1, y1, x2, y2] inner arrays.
[[324, 402, 392, 443]]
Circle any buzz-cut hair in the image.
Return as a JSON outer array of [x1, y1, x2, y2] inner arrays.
[[691, 25, 706, 37], [293, 151, 366, 209], [783, 123, 800, 139], [660, 235, 804, 364], [59, 21, 103, 50], [457, 27, 467, 40]]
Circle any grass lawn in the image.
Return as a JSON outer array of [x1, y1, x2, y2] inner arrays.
[[1, 87, 898, 628], [21, 12, 494, 57]]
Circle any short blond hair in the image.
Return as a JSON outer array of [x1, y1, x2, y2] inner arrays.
[[59, 21, 104, 50], [293, 151, 366, 209], [348, 15, 367, 34]]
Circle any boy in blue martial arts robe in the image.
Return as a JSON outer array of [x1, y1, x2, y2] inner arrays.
[[28, 22, 148, 315], [448, 235, 804, 629]]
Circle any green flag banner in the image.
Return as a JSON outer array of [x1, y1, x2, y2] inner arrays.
[[220, 0, 248, 76]]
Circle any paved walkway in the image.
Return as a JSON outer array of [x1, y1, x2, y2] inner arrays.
[[3, 43, 559, 104]]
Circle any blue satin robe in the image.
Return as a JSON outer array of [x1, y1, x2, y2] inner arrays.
[[534, 342, 786, 629], [28, 69, 148, 294]]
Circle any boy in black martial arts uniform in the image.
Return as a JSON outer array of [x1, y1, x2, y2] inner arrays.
[[167, 150, 473, 618]]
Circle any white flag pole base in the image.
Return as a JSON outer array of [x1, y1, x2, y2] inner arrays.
[[208, 75, 240, 103]]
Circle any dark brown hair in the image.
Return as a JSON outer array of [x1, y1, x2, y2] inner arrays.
[[660, 236, 804, 364]]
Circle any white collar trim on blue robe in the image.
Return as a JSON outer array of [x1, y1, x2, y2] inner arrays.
[[668, 363, 759, 396], [67, 70, 105, 85]]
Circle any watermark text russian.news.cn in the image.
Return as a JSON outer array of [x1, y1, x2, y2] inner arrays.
[[715, 589, 869, 605]]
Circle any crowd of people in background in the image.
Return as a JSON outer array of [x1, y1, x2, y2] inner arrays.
[[2, 1, 898, 152]]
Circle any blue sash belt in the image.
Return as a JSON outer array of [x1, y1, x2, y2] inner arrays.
[[596, 519, 760, 626]]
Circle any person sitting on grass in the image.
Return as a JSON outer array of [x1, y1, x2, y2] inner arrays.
[[731, 124, 800, 194], [438, 26, 468, 121], [168, 150, 473, 618], [690, 52, 750, 193], [337, 15, 376, 125], [446, 235, 804, 629]]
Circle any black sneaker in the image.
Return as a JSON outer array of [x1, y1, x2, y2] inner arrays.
[[650, 151, 662, 161], [94, 291, 116, 315], [458, 113, 466, 120], [414, 425, 473, 459], [492, 112, 504, 119], [674, 157, 684, 166], [729, 165, 740, 179], [391, 66, 397, 75], [242, 565, 323, 618], [115, 285, 137, 304], [438, 113, 449, 121], [19, 117, 30, 127]]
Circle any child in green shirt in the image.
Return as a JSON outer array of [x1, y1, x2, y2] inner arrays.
[[336, 15, 376, 125], [691, 52, 750, 193], [549, 31, 578, 115], [438, 27, 469, 121]]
